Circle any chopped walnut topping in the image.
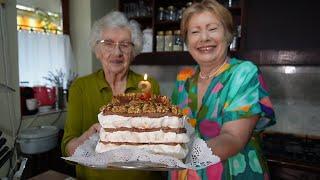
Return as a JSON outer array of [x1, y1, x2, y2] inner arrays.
[[127, 105, 142, 114], [101, 93, 182, 116], [99, 105, 106, 112]]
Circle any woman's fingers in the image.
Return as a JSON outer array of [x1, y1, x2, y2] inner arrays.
[[83, 123, 101, 140], [67, 123, 101, 156], [92, 123, 102, 132]]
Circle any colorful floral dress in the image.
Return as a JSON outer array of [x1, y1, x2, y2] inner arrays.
[[170, 58, 276, 180]]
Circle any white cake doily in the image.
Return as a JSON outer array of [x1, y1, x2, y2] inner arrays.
[[63, 117, 220, 170]]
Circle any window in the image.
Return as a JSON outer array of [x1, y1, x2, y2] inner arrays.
[[16, 3, 75, 88]]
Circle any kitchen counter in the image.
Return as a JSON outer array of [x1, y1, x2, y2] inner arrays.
[[21, 109, 66, 130], [261, 132, 320, 179]]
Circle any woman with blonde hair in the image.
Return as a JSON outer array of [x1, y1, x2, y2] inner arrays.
[[170, 0, 276, 179]]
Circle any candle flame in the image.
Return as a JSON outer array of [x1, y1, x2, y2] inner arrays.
[[144, 73, 148, 80]]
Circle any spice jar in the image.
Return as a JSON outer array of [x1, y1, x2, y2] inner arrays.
[[173, 30, 183, 51], [142, 28, 153, 52], [158, 7, 165, 21], [156, 31, 165, 52], [167, 6, 176, 21], [164, 30, 173, 52], [186, 2, 193, 7], [183, 42, 188, 51], [229, 36, 237, 51], [177, 7, 185, 20]]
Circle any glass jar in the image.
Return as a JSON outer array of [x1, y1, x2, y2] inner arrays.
[[156, 31, 165, 52], [229, 36, 237, 51], [167, 6, 176, 21], [173, 30, 183, 51], [164, 30, 173, 52], [183, 42, 188, 51], [176, 7, 185, 20], [158, 7, 165, 21], [142, 28, 153, 52], [186, 2, 193, 7]]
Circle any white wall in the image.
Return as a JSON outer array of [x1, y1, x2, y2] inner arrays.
[[90, 0, 118, 72], [133, 64, 320, 137], [69, 0, 92, 77], [69, 0, 118, 76]]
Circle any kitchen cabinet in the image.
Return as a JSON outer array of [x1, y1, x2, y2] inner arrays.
[[119, 0, 320, 65], [236, 0, 320, 65], [118, 0, 243, 65]]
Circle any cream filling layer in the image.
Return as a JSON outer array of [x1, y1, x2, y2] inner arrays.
[[95, 141, 188, 159], [100, 129, 189, 143], [98, 113, 184, 129]]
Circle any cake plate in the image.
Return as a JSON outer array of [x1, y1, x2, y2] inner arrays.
[[106, 161, 185, 171], [67, 160, 185, 171]]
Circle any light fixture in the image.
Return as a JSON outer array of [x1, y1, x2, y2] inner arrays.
[[284, 66, 296, 74]]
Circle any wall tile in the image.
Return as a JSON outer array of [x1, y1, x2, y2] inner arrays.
[[131, 65, 320, 136]]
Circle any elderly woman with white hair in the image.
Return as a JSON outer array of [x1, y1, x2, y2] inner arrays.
[[61, 11, 161, 180]]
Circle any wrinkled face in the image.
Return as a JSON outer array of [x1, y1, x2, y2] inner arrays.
[[95, 27, 134, 74], [187, 11, 228, 65]]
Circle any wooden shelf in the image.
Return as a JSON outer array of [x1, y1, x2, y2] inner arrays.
[[154, 21, 180, 30], [133, 49, 320, 66], [129, 16, 152, 22], [132, 51, 241, 66], [133, 52, 196, 65], [155, 20, 179, 26], [240, 49, 320, 65], [119, 0, 244, 66]]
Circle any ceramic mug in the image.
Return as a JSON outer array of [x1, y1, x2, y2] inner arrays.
[[26, 98, 38, 111]]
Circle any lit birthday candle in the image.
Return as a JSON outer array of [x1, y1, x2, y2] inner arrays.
[[138, 74, 152, 95]]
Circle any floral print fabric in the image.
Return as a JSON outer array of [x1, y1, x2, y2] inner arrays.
[[170, 58, 276, 180]]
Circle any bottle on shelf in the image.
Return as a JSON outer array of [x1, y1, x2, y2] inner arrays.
[[164, 30, 173, 52], [183, 43, 188, 51], [158, 7, 165, 21], [166, 6, 176, 21], [177, 7, 186, 21], [156, 31, 165, 52], [229, 25, 241, 51], [173, 30, 183, 51], [142, 28, 153, 52]]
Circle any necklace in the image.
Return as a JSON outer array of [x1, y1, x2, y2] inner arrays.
[[199, 60, 227, 80]]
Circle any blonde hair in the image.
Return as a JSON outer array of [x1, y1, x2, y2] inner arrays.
[[181, 0, 234, 45]]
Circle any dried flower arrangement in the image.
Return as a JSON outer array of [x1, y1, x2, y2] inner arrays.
[[43, 69, 65, 87]]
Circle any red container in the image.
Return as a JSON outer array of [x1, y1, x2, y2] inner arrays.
[[33, 86, 56, 106]]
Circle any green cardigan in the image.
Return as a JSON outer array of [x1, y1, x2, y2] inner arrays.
[[61, 69, 162, 180]]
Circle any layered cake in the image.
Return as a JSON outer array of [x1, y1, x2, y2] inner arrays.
[[95, 93, 189, 159]]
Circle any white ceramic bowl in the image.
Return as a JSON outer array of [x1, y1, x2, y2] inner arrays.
[[38, 105, 52, 113]]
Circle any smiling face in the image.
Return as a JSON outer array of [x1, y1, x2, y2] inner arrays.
[[187, 11, 228, 66], [95, 27, 133, 74]]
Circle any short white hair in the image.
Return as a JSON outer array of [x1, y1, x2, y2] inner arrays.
[[89, 11, 143, 56]]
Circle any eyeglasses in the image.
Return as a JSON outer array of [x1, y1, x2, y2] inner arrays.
[[96, 40, 134, 53]]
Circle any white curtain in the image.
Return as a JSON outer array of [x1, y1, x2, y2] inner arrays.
[[18, 31, 75, 87]]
